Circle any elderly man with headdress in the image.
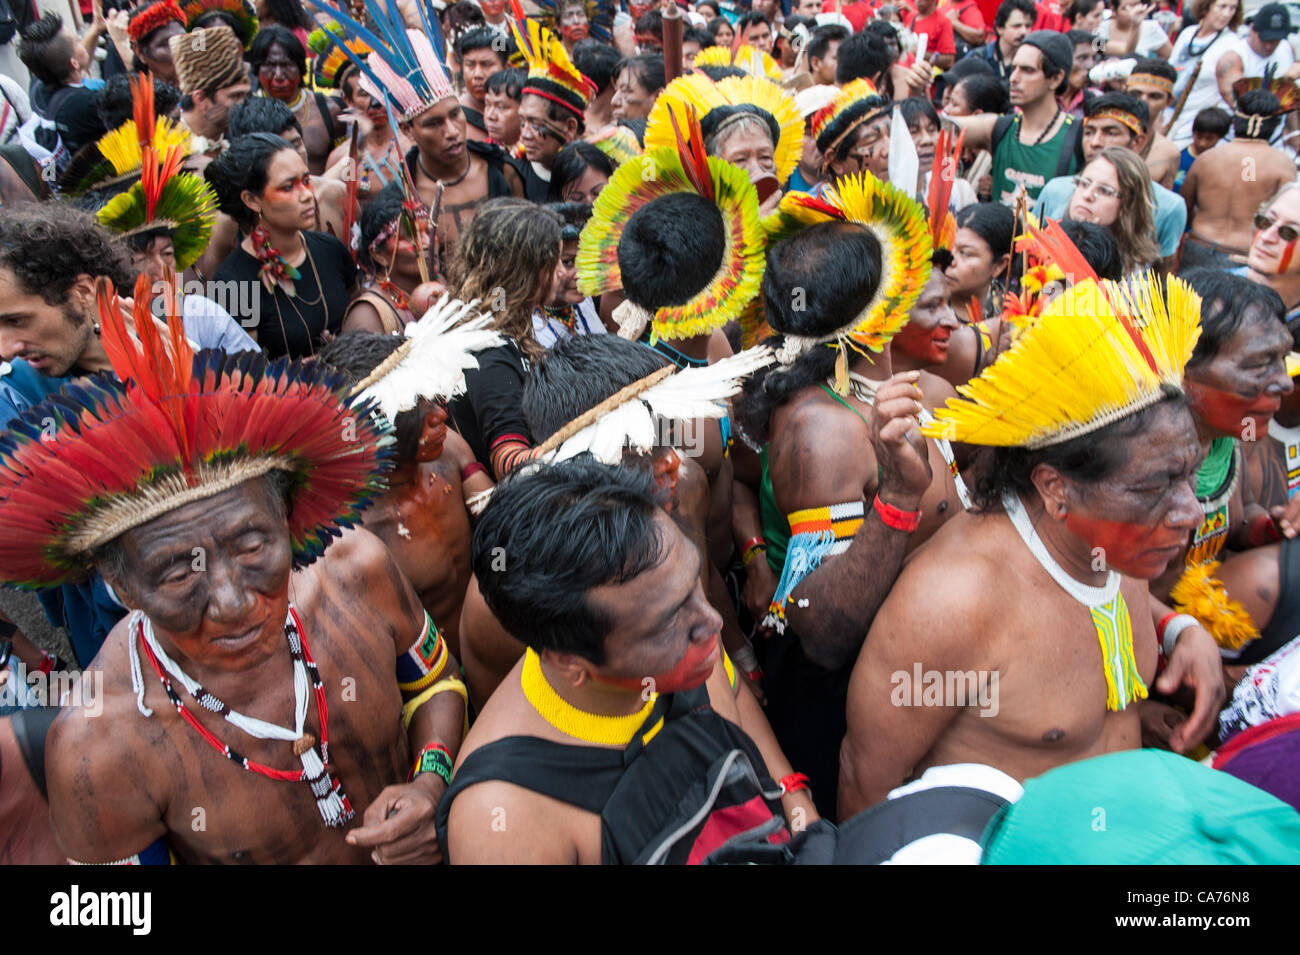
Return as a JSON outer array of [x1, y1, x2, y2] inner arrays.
[[309, 0, 523, 268], [168, 23, 251, 162], [8, 278, 468, 864], [838, 273, 1228, 817], [809, 78, 893, 190]]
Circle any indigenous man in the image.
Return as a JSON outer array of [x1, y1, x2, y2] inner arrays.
[[317, 0, 524, 272], [169, 25, 251, 165], [1181, 88, 1298, 270], [438, 458, 819, 864], [248, 26, 343, 175], [6, 279, 468, 864], [320, 299, 502, 655], [456, 26, 510, 142], [1125, 57, 1182, 189], [839, 275, 1227, 816]]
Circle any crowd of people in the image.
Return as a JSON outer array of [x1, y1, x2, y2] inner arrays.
[[0, 0, 1299, 866]]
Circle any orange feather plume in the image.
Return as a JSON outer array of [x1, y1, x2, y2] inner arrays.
[[669, 104, 713, 201]]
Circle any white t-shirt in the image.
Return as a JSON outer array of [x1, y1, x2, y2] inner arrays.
[[880, 763, 1025, 865], [1097, 18, 1172, 57], [0, 74, 30, 147], [1167, 25, 1242, 147], [531, 297, 606, 349]]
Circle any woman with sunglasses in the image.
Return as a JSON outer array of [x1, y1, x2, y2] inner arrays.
[[1240, 182, 1300, 329], [1065, 147, 1161, 274], [1165, 0, 1243, 148]]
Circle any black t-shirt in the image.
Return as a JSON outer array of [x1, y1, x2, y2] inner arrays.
[[214, 231, 356, 360], [446, 339, 532, 473], [48, 85, 106, 158]]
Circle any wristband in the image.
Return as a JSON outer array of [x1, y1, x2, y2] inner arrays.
[[780, 772, 810, 795], [36, 651, 56, 676], [411, 741, 454, 786], [873, 495, 922, 533], [1160, 614, 1199, 660], [1247, 513, 1283, 547], [460, 461, 487, 482], [741, 536, 768, 567]]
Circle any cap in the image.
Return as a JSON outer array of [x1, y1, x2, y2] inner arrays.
[[1020, 29, 1074, 78], [1254, 2, 1291, 41], [168, 24, 246, 96]]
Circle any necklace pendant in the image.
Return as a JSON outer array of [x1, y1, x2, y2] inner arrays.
[[292, 733, 316, 757]]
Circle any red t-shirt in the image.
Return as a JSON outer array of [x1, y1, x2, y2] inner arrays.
[[937, 0, 988, 39], [902, 8, 958, 54], [822, 0, 874, 31], [1033, 0, 1070, 32]]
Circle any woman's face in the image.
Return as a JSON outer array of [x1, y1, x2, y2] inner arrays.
[[1066, 158, 1122, 228], [561, 164, 609, 205], [908, 113, 939, 176], [376, 218, 432, 283], [1205, 0, 1238, 31], [611, 68, 654, 121], [1075, 4, 1105, 32], [944, 226, 1005, 298], [550, 238, 582, 306], [713, 23, 735, 47], [892, 270, 960, 365], [245, 148, 315, 233], [716, 125, 778, 182], [946, 81, 975, 116]]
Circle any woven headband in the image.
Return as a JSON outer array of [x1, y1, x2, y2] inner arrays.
[[1086, 107, 1144, 138]]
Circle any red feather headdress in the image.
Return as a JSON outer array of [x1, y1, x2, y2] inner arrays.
[[128, 0, 185, 44], [0, 274, 393, 588]]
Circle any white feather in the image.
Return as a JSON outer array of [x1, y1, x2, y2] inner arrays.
[[358, 295, 504, 420]]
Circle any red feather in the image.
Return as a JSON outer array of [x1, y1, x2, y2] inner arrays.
[[1018, 218, 1098, 287], [791, 193, 844, 220], [668, 104, 713, 201], [341, 126, 360, 262], [927, 127, 962, 248], [132, 71, 155, 150]]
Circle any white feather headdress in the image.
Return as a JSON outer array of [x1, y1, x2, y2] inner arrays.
[[349, 295, 503, 419], [534, 346, 776, 465]]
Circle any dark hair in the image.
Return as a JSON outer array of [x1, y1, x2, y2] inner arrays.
[[193, 8, 257, 46], [355, 180, 405, 271], [684, 26, 715, 49], [1234, 89, 1283, 140], [248, 26, 307, 86], [835, 30, 893, 85], [1192, 106, 1231, 137], [442, 0, 486, 38], [899, 96, 940, 132], [18, 13, 76, 87], [995, 0, 1036, 28], [261, 0, 311, 30], [470, 457, 670, 662], [736, 10, 771, 33], [697, 64, 748, 81], [971, 387, 1189, 510], [618, 193, 725, 310], [1058, 218, 1122, 280], [1066, 28, 1094, 46], [227, 96, 300, 138], [807, 23, 849, 63], [956, 73, 1010, 114], [707, 16, 734, 39], [617, 53, 667, 97], [1072, 0, 1105, 18], [1180, 269, 1287, 368], [97, 73, 182, 129], [696, 0, 721, 16], [205, 133, 298, 231], [0, 203, 136, 305], [1131, 56, 1176, 84], [863, 19, 900, 50], [634, 7, 664, 40], [1085, 90, 1149, 134], [485, 66, 526, 102], [456, 24, 508, 62], [317, 332, 426, 461], [955, 202, 1015, 259], [738, 221, 883, 442], [543, 200, 592, 240], [573, 38, 622, 94], [548, 140, 615, 202], [523, 334, 669, 442]]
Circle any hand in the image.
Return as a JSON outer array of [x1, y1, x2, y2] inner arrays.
[[346, 776, 445, 865], [758, 187, 783, 217], [1268, 499, 1300, 539], [891, 59, 934, 96], [336, 108, 375, 138], [89, 0, 106, 34], [869, 371, 933, 509], [106, 8, 130, 47], [1138, 699, 1184, 748], [1154, 624, 1226, 754], [741, 556, 778, 625]]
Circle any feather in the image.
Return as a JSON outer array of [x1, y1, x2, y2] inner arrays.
[[132, 72, 155, 150], [669, 104, 713, 201]]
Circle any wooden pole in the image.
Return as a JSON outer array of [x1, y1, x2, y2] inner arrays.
[[663, 2, 683, 81]]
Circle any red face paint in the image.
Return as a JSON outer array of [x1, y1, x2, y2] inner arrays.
[[1281, 237, 1298, 273], [1064, 512, 1188, 579], [1187, 382, 1281, 436], [593, 632, 720, 694], [561, 22, 589, 42]]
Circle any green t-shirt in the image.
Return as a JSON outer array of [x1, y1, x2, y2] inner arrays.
[[991, 113, 1078, 207]]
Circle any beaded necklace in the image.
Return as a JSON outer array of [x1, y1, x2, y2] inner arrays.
[[520, 648, 657, 746]]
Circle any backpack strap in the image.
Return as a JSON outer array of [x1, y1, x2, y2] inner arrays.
[[990, 113, 1016, 154], [832, 786, 1011, 864], [1055, 114, 1083, 178]]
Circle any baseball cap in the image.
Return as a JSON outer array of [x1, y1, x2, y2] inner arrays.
[[1020, 29, 1074, 78], [1254, 2, 1292, 41]]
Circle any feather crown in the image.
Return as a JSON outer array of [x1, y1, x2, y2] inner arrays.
[[693, 44, 782, 82], [811, 78, 890, 154], [309, 21, 371, 88], [645, 72, 804, 184], [762, 172, 931, 364], [179, 0, 258, 47], [348, 296, 505, 420], [1232, 75, 1300, 115], [531, 0, 614, 43], [923, 274, 1202, 449], [576, 104, 766, 342], [0, 273, 393, 589], [534, 346, 776, 465], [510, 13, 597, 118], [127, 0, 185, 44], [304, 0, 454, 119]]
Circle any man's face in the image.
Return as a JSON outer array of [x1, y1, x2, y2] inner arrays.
[[581, 511, 722, 694], [892, 270, 958, 364], [835, 114, 890, 180], [461, 47, 504, 102], [683, 39, 702, 70], [1191, 128, 1223, 154], [743, 20, 773, 51], [559, 5, 590, 43], [795, 0, 821, 15], [907, 112, 939, 174], [106, 480, 294, 673], [757, 0, 779, 20], [1056, 401, 1203, 579], [1185, 309, 1294, 439], [810, 39, 840, 84], [256, 43, 302, 101], [611, 68, 654, 121], [915, 0, 935, 14], [1249, 190, 1300, 275], [716, 125, 777, 182], [1249, 27, 1282, 57], [628, 0, 655, 19], [997, 10, 1034, 56], [278, 124, 309, 166], [140, 22, 184, 76], [518, 93, 572, 163], [134, 234, 177, 285], [1128, 83, 1171, 124], [484, 88, 521, 145], [0, 267, 95, 377], [479, 0, 506, 19], [407, 97, 468, 165], [1009, 46, 1056, 107], [1070, 42, 1096, 91], [1082, 115, 1138, 161], [199, 76, 251, 133]]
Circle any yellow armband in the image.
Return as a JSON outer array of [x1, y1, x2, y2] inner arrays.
[[401, 676, 470, 739]]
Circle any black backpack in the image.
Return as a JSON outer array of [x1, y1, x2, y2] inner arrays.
[[435, 685, 802, 864], [990, 112, 1085, 181]]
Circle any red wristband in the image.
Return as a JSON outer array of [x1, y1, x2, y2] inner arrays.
[[1247, 513, 1283, 547], [780, 772, 810, 795], [36, 651, 55, 676], [873, 495, 922, 533], [1156, 612, 1178, 642], [461, 461, 487, 482], [740, 535, 766, 554]]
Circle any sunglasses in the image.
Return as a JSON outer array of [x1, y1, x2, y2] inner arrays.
[[1255, 213, 1300, 242]]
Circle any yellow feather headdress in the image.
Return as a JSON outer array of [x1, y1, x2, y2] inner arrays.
[[922, 275, 1202, 449], [645, 73, 803, 184], [694, 43, 782, 82]]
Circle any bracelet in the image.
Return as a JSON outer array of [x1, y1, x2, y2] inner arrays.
[[1160, 614, 1199, 660], [36, 651, 57, 676], [460, 461, 487, 482], [780, 772, 810, 796], [1247, 513, 1283, 547], [873, 495, 922, 533], [741, 536, 768, 567], [402, 676, 470, 738], [410, 741, 454, 786]]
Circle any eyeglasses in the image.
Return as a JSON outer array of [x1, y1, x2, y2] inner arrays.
[[1255, 213, 1300, 242], [1071, 176, 1120, 200]]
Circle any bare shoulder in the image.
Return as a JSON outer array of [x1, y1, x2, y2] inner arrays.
[[313, 175, 347, 199], [769, 388, 875, 508], [446, 777, 578, 864], [918, 369, 959, 408]]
